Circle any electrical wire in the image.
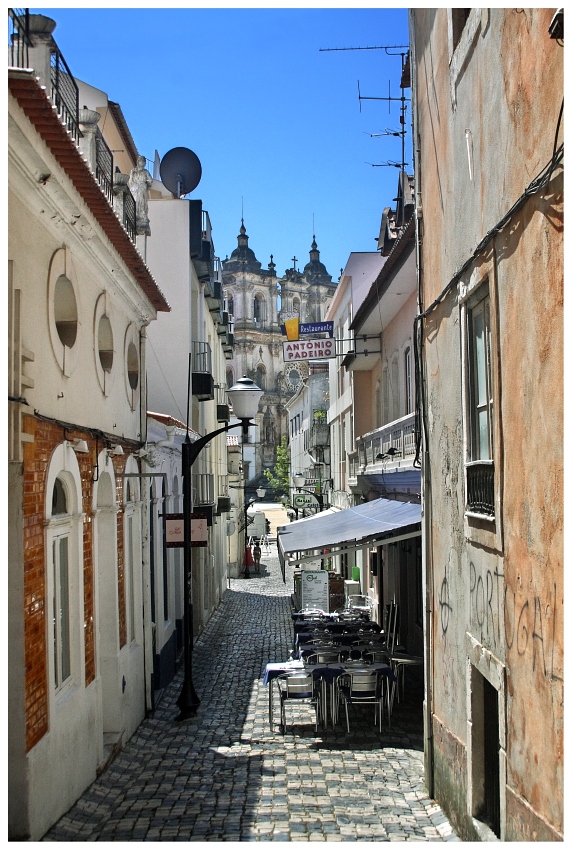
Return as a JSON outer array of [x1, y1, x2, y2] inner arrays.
[[413, 140, 564, 466]]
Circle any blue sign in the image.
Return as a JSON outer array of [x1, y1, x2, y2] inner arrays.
[[280, 321, 334, 338]]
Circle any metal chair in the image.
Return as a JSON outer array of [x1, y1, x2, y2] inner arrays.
[[336, 669, 384, 733], [276, 672, 321, 733], [346, 595, 373, 616]]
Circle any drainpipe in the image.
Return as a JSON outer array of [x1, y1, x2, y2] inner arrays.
[[410, 9, 434, 798], [139, 325, 148, 446]]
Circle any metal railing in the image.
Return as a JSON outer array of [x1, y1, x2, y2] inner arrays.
[[191, 340, 212, 374], [95, 127, 113, 205], [8, 8, 30, 68], [466, 460, 495, 516], [355, 413, 416, 469], [122, 184, 136, 241], [50, 43, 80, 145]]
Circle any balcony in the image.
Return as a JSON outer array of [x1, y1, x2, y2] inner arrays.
[[189, 201, 214, 281], [355, 413, 415, 470], [206, 256, 223, 310], [49, 40, 81, 145], [191, 473, 215, 506], [8, 9, 30, 69], [191, 341, 214, 401]]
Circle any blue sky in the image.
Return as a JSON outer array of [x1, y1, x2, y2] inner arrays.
[[36, 5, 411, 281]]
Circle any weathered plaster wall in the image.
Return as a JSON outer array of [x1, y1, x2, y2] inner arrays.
[[413, 7, 563, 841]]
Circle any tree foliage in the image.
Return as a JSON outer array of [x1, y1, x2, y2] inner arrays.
[[263, 436, 290, 499]]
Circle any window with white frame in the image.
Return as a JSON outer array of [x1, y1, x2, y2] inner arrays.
[[404, 347, 412, 416], [465, 283, 495, 516], [51, 478, 72, 689]]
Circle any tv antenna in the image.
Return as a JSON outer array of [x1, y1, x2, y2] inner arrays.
[[320, 44, 411, 225], [159, 147, 202, 198]]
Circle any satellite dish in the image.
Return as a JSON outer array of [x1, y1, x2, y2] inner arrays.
[[226, 520, 236, 537], [159, 147, 202, 197]]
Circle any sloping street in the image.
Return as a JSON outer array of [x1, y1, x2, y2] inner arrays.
[[43, 545, 459, 842]]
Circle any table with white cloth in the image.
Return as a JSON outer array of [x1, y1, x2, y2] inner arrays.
[[262, 660, 305, 729]]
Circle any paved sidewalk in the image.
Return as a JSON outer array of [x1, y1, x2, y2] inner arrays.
[[43, 545, 459, 841]]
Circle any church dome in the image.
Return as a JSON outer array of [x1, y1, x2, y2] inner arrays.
[[303, 237, 332, 285], [222, 220, 262, 273]]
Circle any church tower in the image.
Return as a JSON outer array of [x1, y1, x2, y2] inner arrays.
[[222, 223, 337, 487]]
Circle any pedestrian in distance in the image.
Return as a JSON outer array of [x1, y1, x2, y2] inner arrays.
[[253, 543, 262, 573]]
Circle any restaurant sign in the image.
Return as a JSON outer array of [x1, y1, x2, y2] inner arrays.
[[283, 338, 335, 362], [301, 570, 329, 613], [293, 493, 319, 509]]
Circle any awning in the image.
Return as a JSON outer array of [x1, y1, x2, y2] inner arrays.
[[277, 497, 421, 581]]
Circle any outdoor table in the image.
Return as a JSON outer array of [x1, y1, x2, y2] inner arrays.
[[304, 660, 396, 728], [262, 660, 304, 729]]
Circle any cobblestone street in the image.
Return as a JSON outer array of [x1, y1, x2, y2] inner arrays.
[[44, 546, 459, 842]]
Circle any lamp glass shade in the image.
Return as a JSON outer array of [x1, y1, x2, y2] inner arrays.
[[227, 376, 263, 420], [293, 472, 305, 488], [256, 488, 266, 498]]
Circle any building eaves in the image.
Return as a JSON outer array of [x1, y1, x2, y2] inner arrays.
[[8, 69, 169, 313], [107, 100, 139, 165], [350, 217, 415, 331]]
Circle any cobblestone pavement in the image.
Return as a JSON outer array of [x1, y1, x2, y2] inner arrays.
[[44, 545, 459, 842]]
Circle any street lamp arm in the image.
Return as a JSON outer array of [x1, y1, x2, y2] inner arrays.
[[184, 419, 254, 468]]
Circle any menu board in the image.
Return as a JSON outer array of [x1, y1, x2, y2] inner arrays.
[[300, 570, 329, 613]]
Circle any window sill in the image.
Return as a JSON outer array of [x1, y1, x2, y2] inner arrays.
[[464, 511, 502, 553]]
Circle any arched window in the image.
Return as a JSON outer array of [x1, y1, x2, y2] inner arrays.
[[226, 367, 234, 389], [227, 295, 234, 316], [255, 365, 266, 390], [253, 293, 265, 323], [50, 478, 71, 688]]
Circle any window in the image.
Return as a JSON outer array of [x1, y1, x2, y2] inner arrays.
[[226, 367, 234, 389], [404, 347, 412, 415], [98, 314, 114, 373], [253, 293, 265, 323], [466, 284, 494, 515], [390, 357, 399, 420], [255, 365, 266, 390], [54, 275, 78, 348], [51, 479, 71, 689]]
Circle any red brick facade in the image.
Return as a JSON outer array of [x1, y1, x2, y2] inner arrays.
[[22, 414, 128, 752]]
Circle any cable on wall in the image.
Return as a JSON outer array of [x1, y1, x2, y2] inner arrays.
[[413, 140, 564, 466]]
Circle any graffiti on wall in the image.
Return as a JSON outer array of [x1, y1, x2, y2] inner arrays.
[[469, 561, 562, 682]]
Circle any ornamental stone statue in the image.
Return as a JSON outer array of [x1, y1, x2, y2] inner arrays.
[[128, 155, 153, 236]]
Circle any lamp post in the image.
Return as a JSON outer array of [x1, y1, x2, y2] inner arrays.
[[176, 375, 263, 721]]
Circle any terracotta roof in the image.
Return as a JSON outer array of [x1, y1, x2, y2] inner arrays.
[[8, 69, 169, 313]]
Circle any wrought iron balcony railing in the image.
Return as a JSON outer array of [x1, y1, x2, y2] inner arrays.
[[8, 8, 30, 69], [466, 460, 495, 517], [50, 43, 80, 145], [95, 127, 113, 205]]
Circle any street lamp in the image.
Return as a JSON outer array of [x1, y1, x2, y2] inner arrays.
[[176, 375, 263, 721], [290, 471, 325, 518]]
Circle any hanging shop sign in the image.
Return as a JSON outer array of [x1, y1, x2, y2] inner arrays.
[[283, 338, 335, 362], [279, 316, 334, 340], [164, 513, 184, 548], [293, 493, 319, 509], [190, 512, 208, 547]]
